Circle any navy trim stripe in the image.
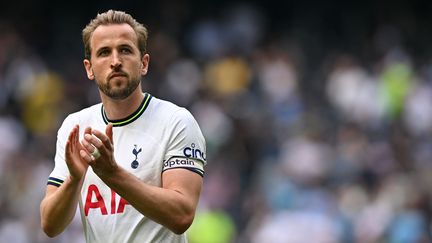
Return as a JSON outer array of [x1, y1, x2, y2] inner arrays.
[[47, 177, 64, 187], [47, 181, 62, 187], [187, 168, 205, 177], [48, 177, 64, 183], [162, 167, 205, 177]]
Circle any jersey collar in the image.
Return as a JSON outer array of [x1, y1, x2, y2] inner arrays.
[[101, 93, 152, 127]]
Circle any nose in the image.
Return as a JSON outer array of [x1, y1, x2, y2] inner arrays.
[[110, 51, 122, 69]]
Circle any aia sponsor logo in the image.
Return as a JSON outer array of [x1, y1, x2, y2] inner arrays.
[[84, 184, 130, 216]]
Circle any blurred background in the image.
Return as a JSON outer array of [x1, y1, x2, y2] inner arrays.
[[1, 0, 432, 242]]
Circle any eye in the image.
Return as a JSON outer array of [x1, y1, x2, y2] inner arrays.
[[120, 48, 132, 54], [98, 49, 110, 57]]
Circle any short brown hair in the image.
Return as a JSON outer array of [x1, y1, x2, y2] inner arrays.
[[82, 10, 148, 59]]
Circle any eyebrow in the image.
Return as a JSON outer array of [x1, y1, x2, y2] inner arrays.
[[95, 43, 135, 52], [118, 44, 135, 50], [95, 46, 110, 55]]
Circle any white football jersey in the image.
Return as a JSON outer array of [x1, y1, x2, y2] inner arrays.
[[48, 93, 206, 243]]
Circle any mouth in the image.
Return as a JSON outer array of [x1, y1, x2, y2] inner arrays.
[[109, 72, 128, 79]]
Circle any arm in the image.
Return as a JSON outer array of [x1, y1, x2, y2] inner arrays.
[[40, 125, 90, 237], [40, 178, 83, 237], [81, 124, 203, 234], [101, 166, 202, 234]]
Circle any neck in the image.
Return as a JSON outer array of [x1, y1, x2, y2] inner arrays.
[[100, 88, 145, 120]]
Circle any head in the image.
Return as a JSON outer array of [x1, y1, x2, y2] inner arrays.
[[82, 10, 150, 100]]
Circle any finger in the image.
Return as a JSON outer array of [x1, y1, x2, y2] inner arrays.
[[84, 126, 92, 135], [66, 127, 74, 150], [66, 139, 72, 156], [80, 149, 94, 164], [76, 126, 90, 151], [84, 133, 103, 148], [92, 129, 112, 151], [66, 125, 79, 164], [106, 123, 113, 145], [82, 136, 99, 153], [74, 125, 80, 147], [68, 125, 78, 153]]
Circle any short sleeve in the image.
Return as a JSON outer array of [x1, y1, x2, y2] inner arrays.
[[47, 115, 75, 187], [163, 108, 207, 176]]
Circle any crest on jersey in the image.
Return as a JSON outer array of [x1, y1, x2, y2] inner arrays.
[[131, 145, 142, 169]]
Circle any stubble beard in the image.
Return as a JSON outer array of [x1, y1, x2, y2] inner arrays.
[[97, 76, 141, 100]]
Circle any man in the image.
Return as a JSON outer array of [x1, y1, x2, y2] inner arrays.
[[40, 10, 206, 243]]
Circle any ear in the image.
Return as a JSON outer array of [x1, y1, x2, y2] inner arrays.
[[140, 54, 150, 76], [83, 59, 94, 80]]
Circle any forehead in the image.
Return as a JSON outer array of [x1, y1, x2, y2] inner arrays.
[[90, 23, 138, 50]]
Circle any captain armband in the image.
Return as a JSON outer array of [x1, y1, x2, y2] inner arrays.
[[162, 157, 205, 177]]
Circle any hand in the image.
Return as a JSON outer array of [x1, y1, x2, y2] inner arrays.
[[80, 124, 117, 177], [65, 125, 91, 182]]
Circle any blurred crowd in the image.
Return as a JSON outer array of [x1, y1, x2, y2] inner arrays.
[[1, 1, 432, 242]]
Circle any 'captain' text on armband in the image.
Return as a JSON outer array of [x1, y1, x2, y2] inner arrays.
[[162, 157, 205, 173], [163, 158, 195, 168]]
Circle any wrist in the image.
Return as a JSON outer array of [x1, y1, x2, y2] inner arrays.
[[68, 175, 84, 185], [95, 164, 121, 181]]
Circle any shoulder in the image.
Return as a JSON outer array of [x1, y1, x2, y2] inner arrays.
[[59, 103, 102, 130], [149, 96, 184, 114], [148, 96, 195, 122]]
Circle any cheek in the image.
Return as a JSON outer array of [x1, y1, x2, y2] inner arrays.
[[128, 63, 143, 77], [92, 65, 108, 79]]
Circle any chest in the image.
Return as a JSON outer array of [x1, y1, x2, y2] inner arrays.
[[113, 128, 164, 176], [81, 123, 168, 191]]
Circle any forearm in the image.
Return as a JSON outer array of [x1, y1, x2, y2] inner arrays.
[[40, 176, 83, 237], [99, 167, 197, 234]]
